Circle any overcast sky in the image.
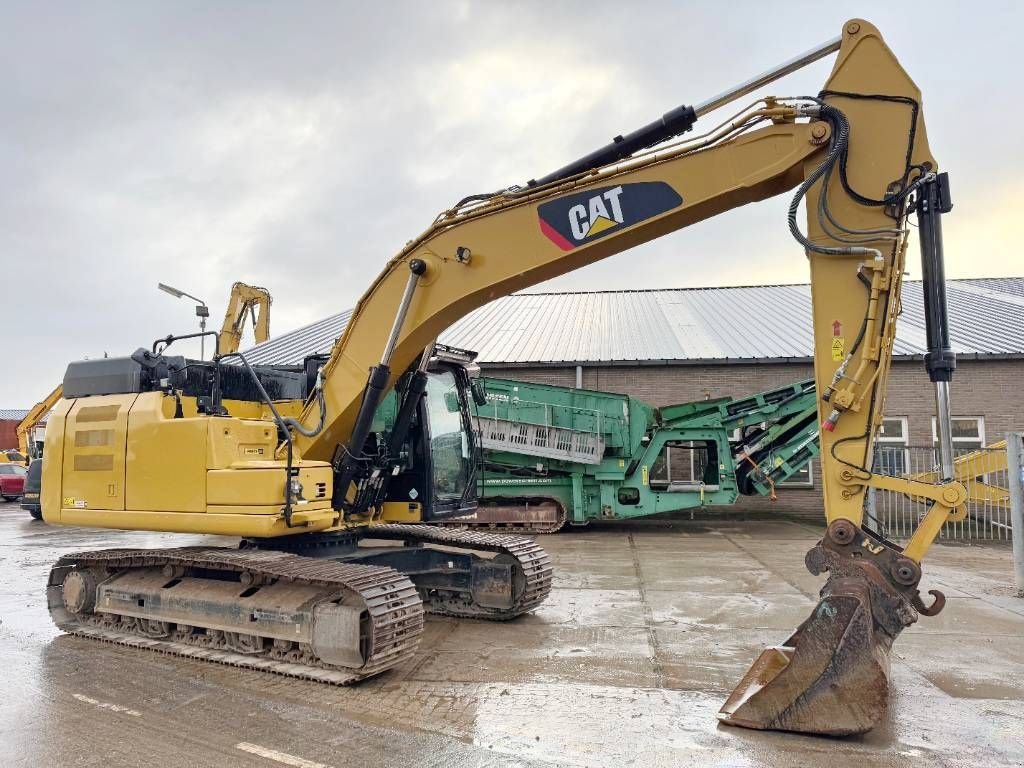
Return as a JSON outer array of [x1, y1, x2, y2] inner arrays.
[[3, 1, 1022, 405]]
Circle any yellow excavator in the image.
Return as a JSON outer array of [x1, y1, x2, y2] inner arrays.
[[216, 281, 272, 357], [42, 20, 967, 736]]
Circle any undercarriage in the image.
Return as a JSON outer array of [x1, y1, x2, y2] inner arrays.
[[48, 525, 552, 684], [438, 499, 569, 534]]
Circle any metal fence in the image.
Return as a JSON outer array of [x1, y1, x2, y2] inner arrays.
[[868, 445, 1012, 542]]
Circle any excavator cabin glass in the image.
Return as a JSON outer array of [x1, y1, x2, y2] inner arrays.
[[424, 369, 473, 503]]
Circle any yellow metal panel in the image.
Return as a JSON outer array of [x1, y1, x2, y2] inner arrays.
[[125, 392, 208, 513], [206, 418, 280, 469], [41, 398, 72, 522], [77, 404, 121, 423], [207, 463, 332, 507], [60, 394, 133, 512], [380, 501, 424, 523]]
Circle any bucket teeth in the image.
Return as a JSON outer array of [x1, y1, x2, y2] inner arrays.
[[719, 522, 939, 736]]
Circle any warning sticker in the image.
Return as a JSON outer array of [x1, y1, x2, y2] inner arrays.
[[831, 337, 845, 361]]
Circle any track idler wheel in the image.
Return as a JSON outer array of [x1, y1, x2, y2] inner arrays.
[[718, 520, 943, 736], [62, 568, 99, 615]]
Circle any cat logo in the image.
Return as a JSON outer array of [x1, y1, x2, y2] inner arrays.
[[569, 186, 625, 240], [538, 181, 683, 251]]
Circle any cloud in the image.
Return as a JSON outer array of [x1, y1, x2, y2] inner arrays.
[[1, 1, 1022, 405]]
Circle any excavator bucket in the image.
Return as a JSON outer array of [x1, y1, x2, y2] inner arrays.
[[719, 578, 889, 735], [718, 521, 940, 736]]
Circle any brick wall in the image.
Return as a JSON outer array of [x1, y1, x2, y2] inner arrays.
[[480, 358, 1024, 521], [0, 420, 17, 450]]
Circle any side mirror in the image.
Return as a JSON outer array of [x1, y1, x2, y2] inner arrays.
[[470, 379, 488, 407]]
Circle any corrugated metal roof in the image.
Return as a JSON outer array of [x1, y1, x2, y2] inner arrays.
[[242, 277, 1024, 366], [0, 409, 30, 421]]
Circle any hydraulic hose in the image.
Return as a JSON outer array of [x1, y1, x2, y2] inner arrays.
[[786, 102, 880, 261], [283, 371, 327, 438]]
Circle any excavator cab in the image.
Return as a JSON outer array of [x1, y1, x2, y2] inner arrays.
[[374, 346, 483, 522]]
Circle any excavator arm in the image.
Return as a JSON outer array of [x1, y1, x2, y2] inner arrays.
[[216, 282, 272, 355]]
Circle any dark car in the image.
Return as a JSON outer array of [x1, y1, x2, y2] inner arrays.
[[0, 462, 27, 502], [20, 459, 42, 520]]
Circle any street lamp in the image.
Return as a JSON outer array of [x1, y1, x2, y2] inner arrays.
[[158, 282, 210, 359]]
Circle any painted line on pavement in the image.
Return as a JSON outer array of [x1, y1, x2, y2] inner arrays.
[[72, 693, 142, 717], [235, 742, 334, 768]]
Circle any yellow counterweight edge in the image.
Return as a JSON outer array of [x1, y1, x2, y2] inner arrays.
[[49, 507, 338, 538]]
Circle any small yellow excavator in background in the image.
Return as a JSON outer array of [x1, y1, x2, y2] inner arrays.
[[16, 385, 63, 461], [0, 448, 27, 464], [217, 282, 272, 357], [14, 282, 273, 462], [41, 20, 969, 736]]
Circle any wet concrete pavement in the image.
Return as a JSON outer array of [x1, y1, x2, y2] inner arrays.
[[1, 501, 1022, 767]]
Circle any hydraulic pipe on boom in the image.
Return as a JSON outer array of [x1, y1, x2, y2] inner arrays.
[[332, 259, 427, 510], [530, 35, 843, 188]]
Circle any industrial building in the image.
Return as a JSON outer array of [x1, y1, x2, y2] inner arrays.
[[246, 276, 1024, 518]]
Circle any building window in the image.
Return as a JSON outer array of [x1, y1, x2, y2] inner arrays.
[[874, 416, 910, 476], [930, 416, 991, 483], [931, 416, 986, 453], [929, 417, 983, 454]]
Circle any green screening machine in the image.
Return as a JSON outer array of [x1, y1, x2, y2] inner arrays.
[[469, 377, 821, 532]]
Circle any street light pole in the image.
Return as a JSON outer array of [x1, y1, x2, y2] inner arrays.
[[158, 282, 210, 359]]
